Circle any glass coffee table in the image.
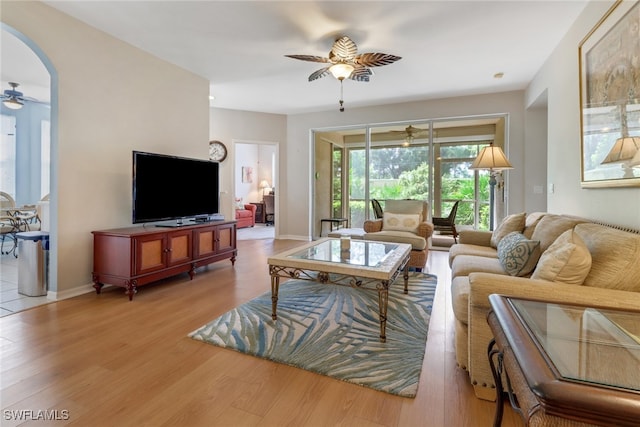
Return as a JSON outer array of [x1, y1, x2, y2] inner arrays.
[[488, 295, 640, 426], [267, 238, 412, 342]]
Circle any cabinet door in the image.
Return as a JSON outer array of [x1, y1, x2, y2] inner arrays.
[[134, 233, 167, 275], [216, 223, 236, 253], [193, 226, 216, 259], [167, 229, 192, 266]]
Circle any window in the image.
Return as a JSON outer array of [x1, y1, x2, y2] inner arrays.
[[332, 146, 342, 218], [41, 119, 50, 199], [0, 114, 17, 198], [436, 142, 491, 230], [348, 142, 430, 226]]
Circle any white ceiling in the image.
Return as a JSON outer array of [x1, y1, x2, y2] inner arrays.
[[4, 1, 588, 115]]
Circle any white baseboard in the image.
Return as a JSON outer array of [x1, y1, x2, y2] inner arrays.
[[47, 282, 98, 301], [277, 234, 311, 241]]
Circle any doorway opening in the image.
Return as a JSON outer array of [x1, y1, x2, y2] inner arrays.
[[1, 24, 56, 316], [233, 140, 278, 241]]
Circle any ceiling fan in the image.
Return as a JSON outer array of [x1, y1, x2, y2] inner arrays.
[[390, 125, 428, 146], [286, 36, 402, 112], [1, 82, 36, 110]]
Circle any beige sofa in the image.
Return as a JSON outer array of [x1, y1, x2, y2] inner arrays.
[[449, 212, 640, 401]]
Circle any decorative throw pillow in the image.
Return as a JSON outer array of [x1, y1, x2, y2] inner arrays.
[[530, 214, 588, 252], [497, 232, 542, 276], [531, 229, 592, 285], [234, 198, 244, 210], [383, 212, 421, 233], [490, 212, 526, 248]]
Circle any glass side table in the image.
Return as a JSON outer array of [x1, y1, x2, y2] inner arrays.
[[487, 295, 640, 427]]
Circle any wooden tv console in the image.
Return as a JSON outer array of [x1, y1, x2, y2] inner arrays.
[[92, 220, 237, 300]]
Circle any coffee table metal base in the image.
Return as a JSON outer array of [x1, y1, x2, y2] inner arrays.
[[269, 262, 409, 343]]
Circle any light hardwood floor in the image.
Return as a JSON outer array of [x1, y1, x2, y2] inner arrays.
[[0, 239, 521, 426]]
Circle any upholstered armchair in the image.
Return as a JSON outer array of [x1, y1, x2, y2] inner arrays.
[[363, 199, 434, 271], [235, 203, 256, 228]]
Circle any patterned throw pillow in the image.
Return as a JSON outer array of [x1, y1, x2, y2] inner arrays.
[[490, 212, 527, 248], [234, 197, 244, 210], [497, 232, 542, 277], [531, 229, 592, 285], [383, 212, 421, 233]]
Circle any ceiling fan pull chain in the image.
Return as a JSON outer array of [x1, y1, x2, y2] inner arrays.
[[339, 79, 345, 112]]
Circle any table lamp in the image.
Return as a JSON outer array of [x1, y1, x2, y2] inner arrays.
[[259, 180, 270, 198]]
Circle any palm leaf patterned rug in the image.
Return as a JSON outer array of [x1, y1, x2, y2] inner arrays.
[[189, 271, 437, 397]]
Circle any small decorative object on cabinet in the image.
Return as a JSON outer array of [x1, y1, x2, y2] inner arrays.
[[92, 221, 237, 300]]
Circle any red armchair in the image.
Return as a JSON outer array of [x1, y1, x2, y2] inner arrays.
[[235, 204, 256, 228]]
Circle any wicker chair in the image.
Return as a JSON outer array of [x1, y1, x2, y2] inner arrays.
[[371, 199, 384, 219], [1, 192, 17, 255], [1, 191, 15, 216], [433, 200, 460, 243], [363, 199, 434, 271]]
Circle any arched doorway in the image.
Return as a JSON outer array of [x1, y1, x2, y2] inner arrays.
[[1, 24, 58, 314]]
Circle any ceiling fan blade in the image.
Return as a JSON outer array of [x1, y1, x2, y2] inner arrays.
[[330, 36, 358, 61], [285, 54, 330, 63], [349, 66, 372, 82], [355, 52, 402, 67], [388, 126, 428, 137], [308, 67, 331, 82]]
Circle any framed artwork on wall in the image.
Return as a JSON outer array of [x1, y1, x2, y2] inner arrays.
[[579, 0, 640, 188], [242, 166, 253, 183]]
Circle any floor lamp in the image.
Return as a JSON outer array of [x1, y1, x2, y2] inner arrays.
[[470, 144, 513, 231]]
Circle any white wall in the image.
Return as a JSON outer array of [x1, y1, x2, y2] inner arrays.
[[258, 145, 276, 192], [2, 2, 210, 296], [235, 143, 258, 204], [526, 0, 640, 229], [524, 92, 549, 214]]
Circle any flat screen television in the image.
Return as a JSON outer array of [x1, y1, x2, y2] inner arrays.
[[132, 151, 220, 225]]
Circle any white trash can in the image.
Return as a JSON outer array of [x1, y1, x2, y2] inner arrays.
[[17, 231, 49, 297]]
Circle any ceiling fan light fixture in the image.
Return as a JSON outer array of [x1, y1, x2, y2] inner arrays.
[[329, 63, 355, 80], [286, 36, 400, 112], [403, 135, 414, 147], [3, 97, 24, 110], [2, 82, 25, 110]]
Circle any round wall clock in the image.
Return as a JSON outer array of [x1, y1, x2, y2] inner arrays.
[[209, 140, 227, 162]]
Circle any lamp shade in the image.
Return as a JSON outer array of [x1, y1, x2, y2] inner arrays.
[[259, 180, 270, 189], [470, 145, 513, 171], [600, 136, 640, 164]]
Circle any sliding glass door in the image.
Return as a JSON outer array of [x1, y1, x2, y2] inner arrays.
[[313, 114, 507, 236], [347, 127, 430, 226], [434, 141, 491, 231]]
